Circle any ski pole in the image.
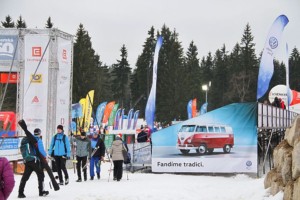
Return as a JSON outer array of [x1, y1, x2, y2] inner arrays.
[[108, 160, 113, 182], [126, 163, 129, 180], [82, 146, 98, 171]]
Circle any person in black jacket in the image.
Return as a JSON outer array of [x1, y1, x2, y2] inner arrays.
[[89, 132, 105, 180], [137, 125, 147, 143], [18, 128, 49, 198]]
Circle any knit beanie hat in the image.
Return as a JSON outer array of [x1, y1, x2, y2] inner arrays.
[[57, 125, 64, 130], [34, 128, 41, 135]]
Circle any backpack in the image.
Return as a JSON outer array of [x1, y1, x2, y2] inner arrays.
[[20, 137, 37, 163], [51, 134, 67, 156]]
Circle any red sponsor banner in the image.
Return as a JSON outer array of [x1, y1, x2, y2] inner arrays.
[[290, 90, 300, 106], [192, 98, 197, 117], [0, 73, 18, 84]]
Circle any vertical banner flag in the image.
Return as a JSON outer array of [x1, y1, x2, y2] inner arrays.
[[200, 103, 208, 115], [23, 34, 49, 139], [127, 109, 134, 129], [102, 101, 115, 124], [113, 108, 121, 130], [83, 90, 94, 132], [108, 103, 119, 126], [132, 110, 140, 130], [187, 100, 192, 119], [192, 98, 197, 118], [56, 37, 72, 135], [120, 108, 125, 130], [94, 102, 107, 126], [79, 98, 86, 128], [145, 36, 163, 132], [72, 103, 83, 119], [256, 15, 289, 100]]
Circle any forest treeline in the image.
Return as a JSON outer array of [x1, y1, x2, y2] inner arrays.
[[1, 15, 300, 125]]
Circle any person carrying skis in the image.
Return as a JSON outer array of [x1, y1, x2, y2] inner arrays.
[[48, 125, 71, 186], [18, 128, 49, 198], [90, 132, 105, 180], [74, 131, 91, 182]]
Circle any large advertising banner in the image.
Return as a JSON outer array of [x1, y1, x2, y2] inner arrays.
[[56, 38, 72, 134], [0, 35, 18, 68], [152, 103, 257, 173], [23, 35, 49, 138]]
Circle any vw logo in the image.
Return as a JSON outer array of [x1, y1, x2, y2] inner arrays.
[[269, 37, 278, 49]]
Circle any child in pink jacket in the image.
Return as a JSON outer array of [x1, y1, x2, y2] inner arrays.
[[0, 157, 15, 200]]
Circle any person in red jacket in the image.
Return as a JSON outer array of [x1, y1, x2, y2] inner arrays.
[[0, 157, 15, 200]]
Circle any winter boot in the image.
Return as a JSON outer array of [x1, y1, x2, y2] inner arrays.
[[97, 173, 100, 179], [39, 191, 49, 197], [76, 178, 82, 182], [18, 193, 26, 198]]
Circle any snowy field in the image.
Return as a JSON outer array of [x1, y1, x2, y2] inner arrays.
[[10, 162, 283, 200]]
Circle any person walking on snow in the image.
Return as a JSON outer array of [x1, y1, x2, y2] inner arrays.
[[90, 132, 105, 180], [74, 131, 91, 182], [48, 125, 71, 186], [18, 128, 49, 198], [109, 134, 128, 181]]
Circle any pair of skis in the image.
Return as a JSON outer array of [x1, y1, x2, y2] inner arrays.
[[18, 120, 60, 191]]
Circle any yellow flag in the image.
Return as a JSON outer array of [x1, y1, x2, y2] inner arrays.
[[83, 90, 94, 132], [77, 98, 86, 135]]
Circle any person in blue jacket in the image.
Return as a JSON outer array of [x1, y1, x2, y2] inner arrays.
[[18, 128, 49, 198], [48, 125, 71, 186], [90, 132, 105, 180]]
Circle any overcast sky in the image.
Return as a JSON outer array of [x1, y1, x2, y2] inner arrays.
[[1, 0, 299, 67]]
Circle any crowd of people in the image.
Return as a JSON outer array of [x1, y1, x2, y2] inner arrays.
[[271, 97, 287, 109], [0, 119, 156, 199], [12, 121, 130, 198]]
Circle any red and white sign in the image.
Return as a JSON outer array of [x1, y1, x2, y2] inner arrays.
[[32, 47, 42, 57], [0, 73, 18, 83]]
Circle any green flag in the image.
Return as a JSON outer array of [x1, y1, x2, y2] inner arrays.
[[107, 103, 119, 126]]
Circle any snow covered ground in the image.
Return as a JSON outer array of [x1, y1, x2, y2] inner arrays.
[[10, 162, 283, 200]]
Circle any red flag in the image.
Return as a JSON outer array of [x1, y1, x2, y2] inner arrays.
[[192, 98, 197, 118]]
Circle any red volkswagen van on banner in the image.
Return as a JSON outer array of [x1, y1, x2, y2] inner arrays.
[[177, 124, 234, 155]]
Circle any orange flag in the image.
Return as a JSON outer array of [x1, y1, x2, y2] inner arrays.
[[102, 101, 115, 123], [192, 98, 197, 117]]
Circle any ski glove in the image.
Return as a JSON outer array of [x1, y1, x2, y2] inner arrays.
[[18, 119, 28, 131]]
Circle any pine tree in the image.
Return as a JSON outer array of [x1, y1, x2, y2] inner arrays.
[[227, 24, 258, 102], [184, 41, 201, 99], [111, 45, 131, 109], [73, 24, 101, 105], [16, 15, 27, 28], [1, 15, 15, 28], [210, 45, 229, 109], [45, 17, 53, 28], [156, 25, 185, 123], [290, 47, 300, 91], [131, 26, 156, 117]]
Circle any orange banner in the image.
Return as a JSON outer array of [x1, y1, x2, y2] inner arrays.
[[192, 98, 197, 117], [102, 101, 115, 123]]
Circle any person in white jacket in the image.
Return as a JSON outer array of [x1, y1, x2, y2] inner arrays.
[[109, 134, 127, 181]]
